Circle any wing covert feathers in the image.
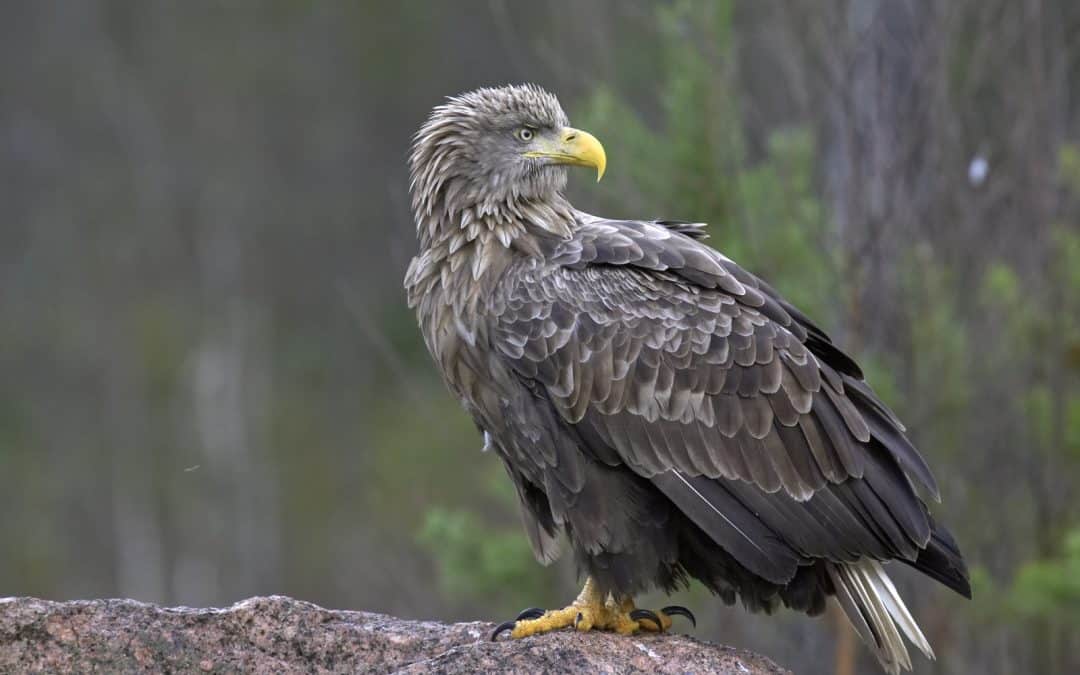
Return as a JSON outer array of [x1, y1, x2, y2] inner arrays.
[[495, 215, 939, 504]]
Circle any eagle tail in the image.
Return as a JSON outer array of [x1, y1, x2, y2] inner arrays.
[[828, 559, 934, 674]]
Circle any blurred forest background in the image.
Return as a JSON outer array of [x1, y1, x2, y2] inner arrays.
[[2, 1, 1079, 673]]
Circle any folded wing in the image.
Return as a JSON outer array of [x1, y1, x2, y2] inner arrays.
[[492, 216, 967, 596]]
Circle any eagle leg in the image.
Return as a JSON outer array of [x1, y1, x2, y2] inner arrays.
[[490, 577, 694, 640]]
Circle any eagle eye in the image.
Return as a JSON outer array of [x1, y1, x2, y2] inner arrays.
[[515, 127, 534, 142]]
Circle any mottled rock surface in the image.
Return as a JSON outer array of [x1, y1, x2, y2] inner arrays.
[[0, 595, 791, 674]]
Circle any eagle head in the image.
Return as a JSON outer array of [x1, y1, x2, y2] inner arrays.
[[409, 84, 605, 241]]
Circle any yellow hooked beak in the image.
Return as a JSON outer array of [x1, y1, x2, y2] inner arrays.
[[524, 127, 607, 182]]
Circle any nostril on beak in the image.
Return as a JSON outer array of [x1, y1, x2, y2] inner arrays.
[[565, 133, 577, 141]]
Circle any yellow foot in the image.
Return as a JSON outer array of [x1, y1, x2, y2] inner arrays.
[[490, 578, 696, 641]]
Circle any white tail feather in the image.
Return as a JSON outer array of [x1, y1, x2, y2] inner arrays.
[[866, 560, 934, 659], [829, 560, 934, 674]]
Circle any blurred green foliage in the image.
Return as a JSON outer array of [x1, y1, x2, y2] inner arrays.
[[1009, 528, 1080, 620], [419, 507, 557, 606]]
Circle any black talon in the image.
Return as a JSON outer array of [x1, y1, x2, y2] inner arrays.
[[661, 605, 697, 628], [629, 608, 664, 630], [515, 607, 545, 621], [491, 620, 517, 641], [492, 607, 547, 641]]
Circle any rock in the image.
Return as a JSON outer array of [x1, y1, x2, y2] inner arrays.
[[0, 596, 791, 674]]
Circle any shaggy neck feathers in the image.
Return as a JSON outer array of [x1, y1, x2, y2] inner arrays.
[[409, 141, 575, 252]]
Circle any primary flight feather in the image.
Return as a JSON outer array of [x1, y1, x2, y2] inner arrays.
[[405, 84, 970, 674]]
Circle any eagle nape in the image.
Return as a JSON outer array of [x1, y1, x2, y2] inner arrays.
[[490, 577, 695, 641]]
